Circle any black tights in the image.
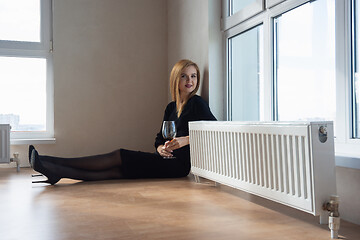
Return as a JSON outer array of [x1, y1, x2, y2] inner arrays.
[[38, 149, 123, 181]]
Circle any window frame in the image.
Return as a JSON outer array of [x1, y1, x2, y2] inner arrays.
[[0, 0, 54, 144], [266, 0, 286, 8], [223, 0, 360, 160], [335, 0, 360, 157], [222, 0, 264, 31], [224, 12, 266, 120], [351, 0, 360, 139]]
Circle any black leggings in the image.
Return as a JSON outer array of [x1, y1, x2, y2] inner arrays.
[[37, 148, 190, 181]]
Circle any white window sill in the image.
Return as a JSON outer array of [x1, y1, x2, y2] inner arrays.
[[334, 141, 360, 170], [335, 155, 360, 170], [10, 138, 56, 145]]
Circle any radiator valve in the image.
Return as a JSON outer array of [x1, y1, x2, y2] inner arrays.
[[323, 195, 340, 239], [10, 152, 20, 172], [318, 125, 328, 143]]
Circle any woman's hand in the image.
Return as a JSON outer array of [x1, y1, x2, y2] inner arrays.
[[164, 136, 189, 151], [157, 144, 173, 158], [157, 136, 190, 158]]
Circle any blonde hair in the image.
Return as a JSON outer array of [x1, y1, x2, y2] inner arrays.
[[170, 59, 200, 117]]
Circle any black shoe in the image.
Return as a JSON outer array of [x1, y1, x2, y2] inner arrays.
[[28, 145, 35, 165], [31, 150, 61, 185], [29, 146, 44, 177]]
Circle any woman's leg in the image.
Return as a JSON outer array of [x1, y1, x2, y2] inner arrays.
[[31, 149, 123, 184], [41, 160, 123, 181], [29, 146, 122, 171]]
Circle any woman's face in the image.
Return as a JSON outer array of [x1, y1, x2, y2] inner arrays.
[[178, 65, 198, 98]]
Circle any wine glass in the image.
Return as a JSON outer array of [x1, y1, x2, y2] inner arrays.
[[162, 121, 177, 159]]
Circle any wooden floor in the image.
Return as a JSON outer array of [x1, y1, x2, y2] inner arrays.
[[0, 168, 359, 240]]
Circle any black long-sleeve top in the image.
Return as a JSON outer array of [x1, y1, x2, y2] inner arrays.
[[154, 95, 217, 149], [120, 95, 216, 179]]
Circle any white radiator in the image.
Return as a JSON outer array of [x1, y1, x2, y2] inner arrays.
[[0, 124, 11, 164], [189, 121, 337, 218]]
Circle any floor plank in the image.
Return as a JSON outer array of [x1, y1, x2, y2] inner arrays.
[[0, 168, 359, 240]]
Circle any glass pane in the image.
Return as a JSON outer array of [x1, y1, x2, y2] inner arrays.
[[229, 25, 264, 121], [231, 0, 257, 16], [0, 0, 41, 42], [274, 0, 336, 124], [0, 57, 46, 131], [354, 0, 360, 138]]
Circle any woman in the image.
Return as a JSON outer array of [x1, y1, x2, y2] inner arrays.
[[30, 59, 216, 185]]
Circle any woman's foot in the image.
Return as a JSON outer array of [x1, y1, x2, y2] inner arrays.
[[31, 149, 61, 185]]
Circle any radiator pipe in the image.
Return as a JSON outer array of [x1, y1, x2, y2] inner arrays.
[[10, 152, 20, 172], [322, 195, 340, 239]]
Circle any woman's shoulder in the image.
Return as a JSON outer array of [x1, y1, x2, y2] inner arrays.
[[165, 101, 176, 112], [187, 95, 216, 120], [189, 94, 204, 103], [188, 95, 209, 107], [166, 101, 176, 108]]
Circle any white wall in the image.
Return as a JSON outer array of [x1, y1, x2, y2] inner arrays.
[[336, 167, 360, 224], [10, 0, 168, 160], [167, 0, 209, 101], [167, 0, 224, 120], [208, 0, 225, 120]]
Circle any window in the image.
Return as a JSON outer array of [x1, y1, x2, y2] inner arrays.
[[223, 0, 360, 158], [228, 25, 264, 121], [0, 0, 41, 42], [0, 0, 53, 141], [274, 0, 336, 123]]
